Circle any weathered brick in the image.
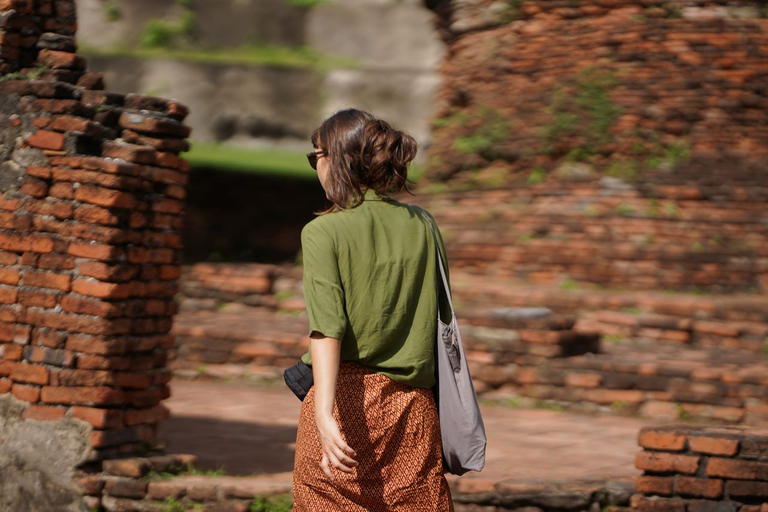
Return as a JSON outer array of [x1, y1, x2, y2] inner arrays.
[[26, 130, 65, 151], [41, 386, 125, 406], [12, 382, 41, 402], [629, 493, 686, 512], [11, 362, 50, 385], [103, 458, 151, 478], [123, 404, 170, 427], [65, 334, 128, 356], [688, 436, 739, 456], [638, 429, 687, 452], [73, 184, 137, 209], [70, 405, 124, 429], [67, 241, 124, 261], [36, 49, 87, 70], [20, 176, 49, 197], [635, 451, 700, 474], [21, 404, 67, 421], [725, 480, 768, 498], [91, 428, 140, 449], [707, 457, 768, 481], [635, 475, 673, 496], [675, 476, 723, 499], [19, 270, 71, 292], [103, 477, 148, 499]]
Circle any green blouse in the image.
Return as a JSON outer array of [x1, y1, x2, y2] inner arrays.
[[299, 188, 452, 389]]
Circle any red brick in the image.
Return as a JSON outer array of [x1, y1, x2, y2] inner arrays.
[[688, 436, 739, 456], [25, 199, 74, 220], [71, 279, 132, 300], [31, 330, 66, 349], [675, 476, 723, 499], [11, 362, 50, 385], [635, 451, 700, 474], [0, 267, 20, 286], [27, 166, 52, 179], [78, 261, 138, 282], [23, 309, 125, 336], [20, 270, 71, 292], [40, 386, 125, 406], [124, 404, 171, 427], [565, 373, 602, 388], [115, 372, 153, 389], [75, 475, 105, 496], [103, 477, 148, 498], [629, 494, 686, 512], [17, 289, 58, 308], [21, 404, 67, 421], [102, 141, 155, 164], [59, 295, 119, 317], [1, 343, 23, 360], [118, 112, 190, 138], [635, 476, 673, 496], [50, 368, 116, 387], [707, 457, 768, 481], [26, 130, 65, 151], [0, 378, 10, 393], [49, 182, 74, 200], [73, 204, 120, 225], [71, 405, 124, 429], [638, 429, 687, 452], [725, 480, 768, 498], [67, 241, 123, 261], [103, 458, 151, 478], [36, 49, 86, 70], [73, 185, 137, 209], [12, 383, 41, 402], [20, 176, 49, 197], [65, 334, 128, 356]]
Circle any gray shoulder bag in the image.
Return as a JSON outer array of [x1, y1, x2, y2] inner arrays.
[[421, 210, 487, 475]]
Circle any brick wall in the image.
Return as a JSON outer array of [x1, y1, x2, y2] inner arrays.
[[426, 0, 768, 182], [633, 425, 768, 510], [0, 0, 191, 463]]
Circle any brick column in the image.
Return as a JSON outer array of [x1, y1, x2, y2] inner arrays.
[[0, 0, 191, 465], [633, 425, 768, 511]]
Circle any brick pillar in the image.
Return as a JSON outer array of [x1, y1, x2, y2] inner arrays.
[[0, 0, 191, 466], [633, 425, 768, 511]]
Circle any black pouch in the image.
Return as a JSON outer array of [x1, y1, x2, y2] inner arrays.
[[283, 360, 314, 401]]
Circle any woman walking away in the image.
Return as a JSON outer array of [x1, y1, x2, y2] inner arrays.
[[292, 108, 455, 511]]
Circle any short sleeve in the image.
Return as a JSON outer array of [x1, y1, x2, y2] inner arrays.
[[300, 221, 347, 340]]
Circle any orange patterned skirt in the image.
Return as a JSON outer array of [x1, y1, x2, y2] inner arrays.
[[293, 362, 453, 511]]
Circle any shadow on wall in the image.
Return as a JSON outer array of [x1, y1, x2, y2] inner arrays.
[[183, 169, 329, 264]]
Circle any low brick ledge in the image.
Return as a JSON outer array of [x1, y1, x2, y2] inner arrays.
[[75, 456, 637, 512], [634, 425, 768, 511]]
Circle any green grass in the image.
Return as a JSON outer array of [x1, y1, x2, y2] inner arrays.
[[78, 43, 357, 70], [185, 142, 425, 182], [185, 143, 317, 179]]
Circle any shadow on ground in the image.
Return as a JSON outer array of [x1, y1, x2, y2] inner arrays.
[[158, 416, 298, 475]]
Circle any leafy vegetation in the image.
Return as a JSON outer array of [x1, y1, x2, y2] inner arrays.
[[543, 66, 623, 161], [0, 65, 50, 81], [103, 1, 122, 21], [250, 494, 293, 512], [451, 105, 513, 161]]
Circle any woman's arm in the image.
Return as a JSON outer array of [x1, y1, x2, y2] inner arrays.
[[310, 332, 358, 480]]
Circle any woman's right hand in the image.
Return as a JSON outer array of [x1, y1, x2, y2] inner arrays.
[[315, 412, 358, 480]]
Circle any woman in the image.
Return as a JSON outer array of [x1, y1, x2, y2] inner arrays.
[[292, 109, 454, 511]]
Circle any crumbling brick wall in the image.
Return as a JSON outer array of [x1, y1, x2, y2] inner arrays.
[[634, 425, 768, 510], [0, 0, 191, 469]]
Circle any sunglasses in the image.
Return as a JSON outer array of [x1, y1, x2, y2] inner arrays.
[[306, 150, 327, 170]]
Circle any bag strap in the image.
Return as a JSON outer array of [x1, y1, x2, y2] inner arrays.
[[419, 209, 456, 318]]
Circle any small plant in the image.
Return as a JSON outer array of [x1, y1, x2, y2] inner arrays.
[[527, 166, 547, 183], [611, 401, 631, 414], [161, 497, 186, 512], [451, 105, 513, 161], [103, 1, 122, 21], [559, 277, 580, 291], [616, 203, 635, 217], [250, 494, 293, 512], [516, 232, 536, 244], [663, 202, 679, 218], [690, 241, 704, 252], [606, 160, 639, 181], [619, 307, 641, 314], [675, 403, 690, 421], [583, 205, 601, 217], [274, 290, 295, 301], [604, 334, 625, 345]]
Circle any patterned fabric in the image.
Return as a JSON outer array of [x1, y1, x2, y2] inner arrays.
[[293, 362, 454, 511]]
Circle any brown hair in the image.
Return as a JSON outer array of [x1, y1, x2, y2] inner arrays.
[[311, 109, 418, 214]]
